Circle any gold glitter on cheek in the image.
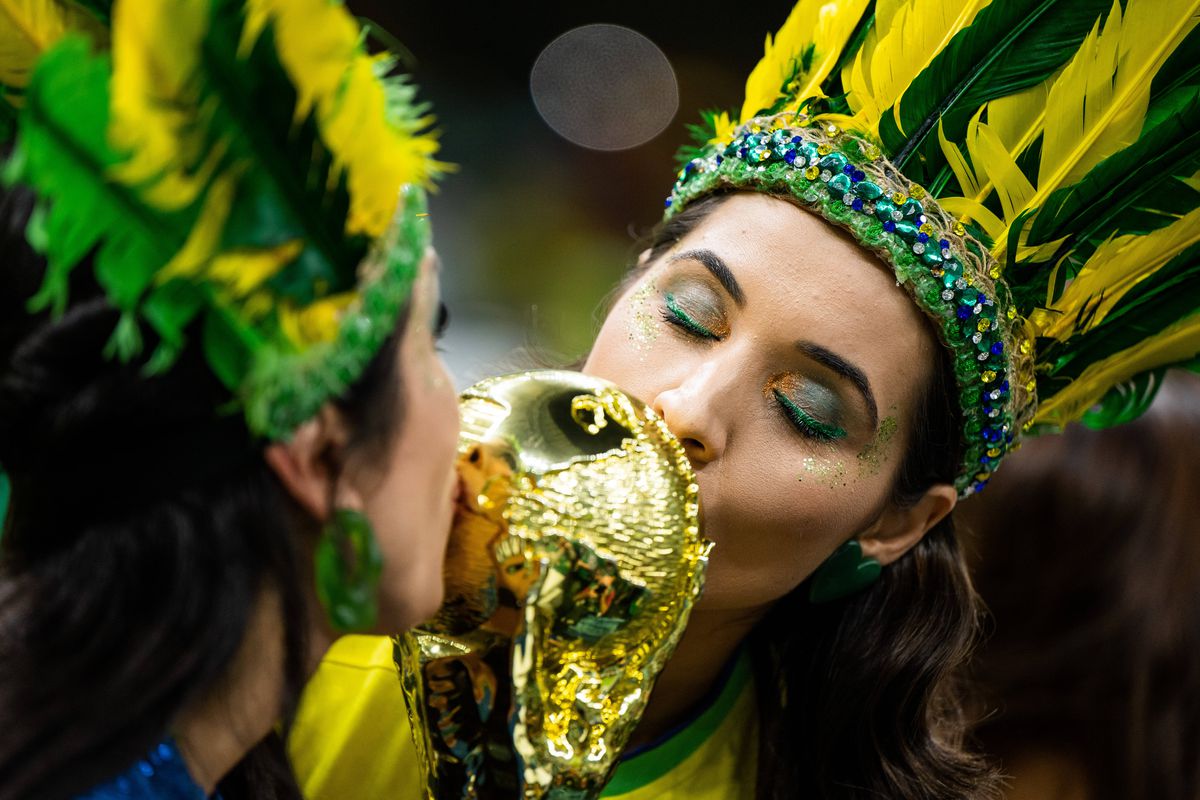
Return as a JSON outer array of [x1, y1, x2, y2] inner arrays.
[[799, 456, 848, 488], [857, 415, 898, 478], [626, 278, 659, 352]]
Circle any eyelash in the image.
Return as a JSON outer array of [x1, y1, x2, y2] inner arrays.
[[661, 293, 719, 340], [773, 390, 847, 442]]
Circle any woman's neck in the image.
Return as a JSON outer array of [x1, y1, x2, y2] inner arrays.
[[171, 590, 292, 795], [624, 604, 765, 751]]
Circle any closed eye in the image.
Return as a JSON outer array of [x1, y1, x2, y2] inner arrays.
[[661, 293, 719, 340], [773, 389, 847, 442]]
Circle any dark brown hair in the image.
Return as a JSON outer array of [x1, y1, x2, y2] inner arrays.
[[961, 370, 1200, 800], [633, 192, 999, 799], [0, 185, 408, 799]]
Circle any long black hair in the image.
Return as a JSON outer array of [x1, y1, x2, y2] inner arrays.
[[632, 193, 999, 799], [0, 185, 407, 799]]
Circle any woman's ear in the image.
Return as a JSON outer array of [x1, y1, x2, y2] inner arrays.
[[858, 484, 957, 565], [263, 404, 357, 521]]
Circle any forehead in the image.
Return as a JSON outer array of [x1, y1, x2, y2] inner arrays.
[[665, 192, 938, 413]]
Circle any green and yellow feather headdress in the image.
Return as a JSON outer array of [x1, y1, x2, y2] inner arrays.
[[0, 0, 443, 441], [668, 0, 1200, 495]]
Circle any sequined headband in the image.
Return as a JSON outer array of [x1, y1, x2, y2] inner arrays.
[[666, 114, 1038, 497]]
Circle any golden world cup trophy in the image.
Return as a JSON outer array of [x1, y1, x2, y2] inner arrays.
[[396, 370, 711, 799]]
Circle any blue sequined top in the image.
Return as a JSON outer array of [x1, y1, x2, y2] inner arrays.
[[74, 739, 215, 800]]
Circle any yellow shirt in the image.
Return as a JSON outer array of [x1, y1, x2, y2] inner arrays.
[[289, 635, 758, 800]]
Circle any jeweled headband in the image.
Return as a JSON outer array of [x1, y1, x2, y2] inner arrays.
[[664, 0, 1200, 496]]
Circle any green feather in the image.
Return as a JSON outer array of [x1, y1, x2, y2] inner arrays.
[[1078, 367, 1166, 428], [1022, 92, 1200, 289], [1041, 241, 1200, 381], [675, 108, 729, 169], [200, 5, 366, 304], [12, 37, 188, 328], [886, 0, 1114, 187]]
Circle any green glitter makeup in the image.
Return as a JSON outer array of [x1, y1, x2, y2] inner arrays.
[[799, 456, 848, 488], [857, 415, 897, 477], [775, 391, 847, 442]]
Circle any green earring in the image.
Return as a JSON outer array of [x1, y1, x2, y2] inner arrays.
[[315, 508, 384, 633], [808, 539, 881, 604]]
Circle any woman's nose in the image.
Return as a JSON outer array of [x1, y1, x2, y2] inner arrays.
[[650, 361, 729, 466]]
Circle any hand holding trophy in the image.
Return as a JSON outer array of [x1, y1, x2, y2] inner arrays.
[[397, 370, 711, 799]]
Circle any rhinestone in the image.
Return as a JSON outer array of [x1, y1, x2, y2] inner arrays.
[[912, 242, 925, 254], [843, 192, 855, 205], [971, 332, 983, 344], [891, 209, 903, 221], [804, 165, 820, 180], [982, 370, 998, 383], [1020, 339, 1032, 354], [955, 278, 967, 290], [989, 390, 1001, 400], [978, 352, 990, 361], [1007, 307, 1017, 319], [941, 248, 952, 259], [953, 221, 966, 236], [863, 203, 875, 214], [820, 169, 833, 181], [977, 319, 991, 332], [941, 290, 955, 301], [817, 143, 833, 156], [891, 191, 908, 205], [825, 123, 841, 138]]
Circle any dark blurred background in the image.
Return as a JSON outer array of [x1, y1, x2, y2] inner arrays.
[[350, 3, 783, 385]]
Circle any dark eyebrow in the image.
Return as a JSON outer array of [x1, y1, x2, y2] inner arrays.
[[668, 249, 746, 307], [795, 340, 879, 431]]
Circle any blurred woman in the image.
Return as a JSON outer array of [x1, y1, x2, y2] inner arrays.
[[0, 1, 459, 797]]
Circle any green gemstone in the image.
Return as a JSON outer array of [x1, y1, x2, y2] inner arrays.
[[799, 143, 819, 164], [874, 199, 897, 221], [828, 173, 852, 195], [894, 220, 920, 239], [901, 199, 924, 218], [818, 152, 848, 173], [852, 180, 883, 200], [962, 288, 979, 305], [921, 249, 944, 267]]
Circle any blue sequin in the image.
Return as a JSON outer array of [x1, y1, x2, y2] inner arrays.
[[784, 151, 797, 164], [939, 238, 950, 249], [842, 164, 854, 175], [851, 198, 864, 211], [917, 232, 929, 243], [73, 738, 211, 800], [883, 220, 896, 232], [990, 342, 1004, 355], [852, 169, 866, 182]]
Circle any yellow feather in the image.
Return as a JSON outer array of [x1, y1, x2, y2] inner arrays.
[[842, 0, 992, 137], [986, 79, 1050, 155], [938, 196, 1004, 241], [0, 0, 105, 94], [1032, 310, 1200, 427], [965, 115, 1034, 224], [244, 0, 443, 239], [938, 119, 982, 198], [278, 291, 355, 348], [209, 241, 304, 300], [996, 0, 1200, 260], [107, 0, 213, 210], [1029, 207, 1200, 342], [739, 0, 870, 123]]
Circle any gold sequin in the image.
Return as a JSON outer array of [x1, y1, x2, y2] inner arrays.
[[804, 165, 820, 180], [817, 143, 833, 156], [982, 370, 998, 383]]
